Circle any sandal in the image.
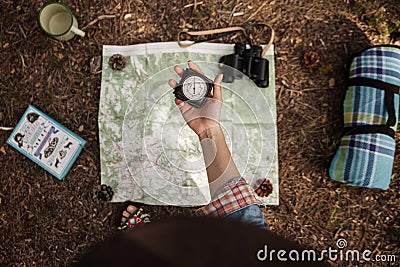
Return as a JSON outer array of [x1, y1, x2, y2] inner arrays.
[[117, 201, 151, 230]]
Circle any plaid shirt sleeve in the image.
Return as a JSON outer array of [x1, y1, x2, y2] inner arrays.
[[196, 178, 263, 217]]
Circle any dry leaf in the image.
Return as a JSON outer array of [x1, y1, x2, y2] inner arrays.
[[89, 56, 102, 74], [277, 113, 284, 123], [53, 53, 64, 60], [0, 146, 6, 155]]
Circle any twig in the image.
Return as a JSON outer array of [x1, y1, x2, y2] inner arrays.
[[184, 1, 203, 9], [286, 87, 338, 92], [297, 101, 318, 111], [233, 12, 244, 17], [19, 52, 26, 72], [83, 15, 117, 29], [229, 3, 243, 25], [102, 210, 113, 223], [8, 30, 37, 48], [245, 2, 268, 22], [18, 24, 26, 39], [0, 127, 13, 131], [303, 119, 340, 131]]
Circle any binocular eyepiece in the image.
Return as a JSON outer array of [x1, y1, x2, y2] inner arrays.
[[219, 42, 269, 88]]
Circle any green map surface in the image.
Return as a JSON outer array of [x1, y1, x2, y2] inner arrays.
[[99, 42, 278, 206]]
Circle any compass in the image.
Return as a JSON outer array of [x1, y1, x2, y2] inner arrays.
[[173, 68, 213, 108]]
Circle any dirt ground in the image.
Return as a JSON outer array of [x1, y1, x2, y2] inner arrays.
[[1, 0, 399, 266]]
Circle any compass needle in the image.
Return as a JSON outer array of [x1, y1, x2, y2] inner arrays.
[[173, 68, 213, 108]]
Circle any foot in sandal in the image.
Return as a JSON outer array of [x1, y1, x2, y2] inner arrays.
[[118, 202, 151, 230]]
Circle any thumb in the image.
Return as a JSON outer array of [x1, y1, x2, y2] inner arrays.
[[212, 74, 223, 102]]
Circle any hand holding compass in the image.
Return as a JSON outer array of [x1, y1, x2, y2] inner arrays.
[[169, 61, 240, 197], [173, 66, 213, 108], [168, 61, 223, 137]]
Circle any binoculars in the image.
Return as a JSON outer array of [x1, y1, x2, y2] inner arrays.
[[219, 42, 269, 88]]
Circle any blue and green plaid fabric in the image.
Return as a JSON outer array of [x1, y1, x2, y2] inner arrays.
[[329, 46, 400, 189]]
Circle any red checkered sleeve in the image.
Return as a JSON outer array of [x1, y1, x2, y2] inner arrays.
[[196, 179, 262, 217]]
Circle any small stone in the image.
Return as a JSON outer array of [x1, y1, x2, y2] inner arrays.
[[124, 13, 133, 21], [78, 125, 84, 132]]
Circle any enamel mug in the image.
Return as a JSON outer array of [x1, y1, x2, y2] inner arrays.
[[38, 2, 85, 41]]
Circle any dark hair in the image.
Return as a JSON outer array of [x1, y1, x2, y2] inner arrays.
[[26, 112, 39, 123], [14, 133, 25, 148], [75, 216, 328, 267]]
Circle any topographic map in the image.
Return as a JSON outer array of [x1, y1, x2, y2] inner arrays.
[[99, 42, 278, 206]]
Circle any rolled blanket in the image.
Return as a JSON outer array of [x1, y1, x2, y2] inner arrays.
[[329, 45, 400, 189]]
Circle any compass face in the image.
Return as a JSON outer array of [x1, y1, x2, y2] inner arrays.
[[182, 76, 208, 101]]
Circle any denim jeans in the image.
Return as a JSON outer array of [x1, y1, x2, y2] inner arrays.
[[226, 203, 269, 230], [213, 177, 269, 231]]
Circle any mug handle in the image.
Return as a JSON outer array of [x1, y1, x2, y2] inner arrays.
[[71, 26, 85, 37]]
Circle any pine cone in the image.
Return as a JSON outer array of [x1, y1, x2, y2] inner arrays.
[[255, 179, 273, 198], [108, 54, 127, 71], [96, 184, 114, 201], [303, 51, 320, 69]]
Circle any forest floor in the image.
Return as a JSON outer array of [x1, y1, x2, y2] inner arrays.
[[0, 0, 399, 266]]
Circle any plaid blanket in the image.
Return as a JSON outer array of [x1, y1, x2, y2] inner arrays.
[[329, 45, 400, 189]]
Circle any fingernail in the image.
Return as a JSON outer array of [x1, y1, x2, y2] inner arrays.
[[216, 73, 223, 83]]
